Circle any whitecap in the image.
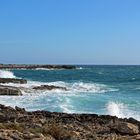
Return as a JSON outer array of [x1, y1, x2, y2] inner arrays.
[[106, 101, 140, 121], [76, 67, 83, 70], [0, 70, 16, 78], [0, 80, 117, 95]]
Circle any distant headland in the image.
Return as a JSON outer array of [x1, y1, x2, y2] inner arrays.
[[0, 64, 76, 70]]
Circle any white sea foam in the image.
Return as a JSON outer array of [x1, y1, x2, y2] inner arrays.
[[0, 70, 16, 78], [107, 101, 140, 121], [107, 102, 125, 118], [76, 67, 83, 70], [39, 81, 116, 93], [1, 80, 117, 94], [35, 68, 66, 70], [35, 68, 55, 70], [59, 98, 74, 113]]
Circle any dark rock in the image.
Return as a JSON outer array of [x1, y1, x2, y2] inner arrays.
[[0, 86, 22, 96], [0, 104, 139, 139], [15, 106, 26, 113], [114, 122, 139, 135], [0, 78, 27, 84], [33, 85, 67, 91]]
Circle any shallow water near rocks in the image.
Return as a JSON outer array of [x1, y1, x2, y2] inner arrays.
[[0, 65, 140, 121]]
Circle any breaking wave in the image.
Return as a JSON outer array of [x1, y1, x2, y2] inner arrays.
[[76, 67, 83, 70], [27, 81, 117, 93], [107, 101, 140, 121], [35, 68, 57, 70], [0, 70, 16, 78], [1, 80, 117, 94]]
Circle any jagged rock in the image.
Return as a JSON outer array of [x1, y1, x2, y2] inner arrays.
[[33, 85, 67, 91], [0, 86, 22, 96], [0, 129, 46, 140], [0, 104, 139, 139], [15, 106, 26, 113], [0, 78, 27, 84], [115, 122, 139, 135]]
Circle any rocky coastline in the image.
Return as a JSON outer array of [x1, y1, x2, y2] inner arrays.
[[0, 78, 27, 84], [0, 71, 140, 139], [0, 77, 68, 96], [0, 64, 76, 70], [0, 104, 139, 140], [0, 85, 22, 96]]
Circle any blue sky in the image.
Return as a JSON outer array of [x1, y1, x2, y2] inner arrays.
[[0, 0, 140, 64]]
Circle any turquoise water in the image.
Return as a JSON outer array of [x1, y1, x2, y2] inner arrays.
[[0, 65, 140, 120]]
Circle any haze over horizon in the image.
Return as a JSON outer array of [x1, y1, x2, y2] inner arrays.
[[0, 0, 140, 65]]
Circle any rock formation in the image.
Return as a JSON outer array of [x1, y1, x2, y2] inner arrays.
[[0, 104, 139, 139], [0, 78, 27, 84], [33, 85, 67, 91], [0, 86, 22, 96]]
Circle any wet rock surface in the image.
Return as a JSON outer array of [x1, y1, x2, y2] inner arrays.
[[0, 64, 76, 70], [0, 104, 139, 140], [0, 86, 22, 96], [0, 78, 27, 84], [33, 85, 67, 91]]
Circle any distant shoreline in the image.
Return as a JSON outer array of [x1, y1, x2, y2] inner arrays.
[[0, 64, 76, 70]]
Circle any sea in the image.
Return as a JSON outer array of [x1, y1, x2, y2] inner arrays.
[[0, 65, 140, 121]]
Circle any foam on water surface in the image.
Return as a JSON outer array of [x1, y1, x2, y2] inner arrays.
[[0, 66, 140, 121], [107, 101, 140, 121]]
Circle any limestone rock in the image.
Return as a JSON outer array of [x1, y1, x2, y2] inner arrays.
[[0, 85, 22, 96], [0, 78, 27, 84], [115, 122, 139, 135]]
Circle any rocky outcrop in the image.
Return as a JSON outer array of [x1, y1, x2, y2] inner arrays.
[[33, 85, 67, 91], [0, 104, 139, 139], [0, 129, 46, 140], [114, 122, 139, 135], [0, 86, 22, 96], [0, 64, 76, 70], [0, 78, 27, 84]]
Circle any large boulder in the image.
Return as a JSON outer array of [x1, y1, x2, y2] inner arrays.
[[0, 78, 27, 84], [115, 122, 139, 135], [0, 129, 46, 140], [0, 85, 22, 96]]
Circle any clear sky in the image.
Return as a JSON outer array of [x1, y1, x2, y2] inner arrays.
[[0, 0, 140, 64]]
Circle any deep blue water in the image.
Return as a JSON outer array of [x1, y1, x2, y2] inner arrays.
[[0, 65, 140, 120]]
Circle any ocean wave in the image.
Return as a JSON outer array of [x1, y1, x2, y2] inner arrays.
[[76, 67, 83, 70], [28, 81, 117, 93], [107, 101, 140, 121], [59, 98, 74, 113], [0, 70, 16, 78], [0, 80, 117, 94], [35, 68, 57, 70]]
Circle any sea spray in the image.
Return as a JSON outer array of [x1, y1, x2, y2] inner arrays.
[[107, 102, 125, 118], [0, 80, 117, 93], [0, 70, 16, 78], [107, 102, 140, 121]]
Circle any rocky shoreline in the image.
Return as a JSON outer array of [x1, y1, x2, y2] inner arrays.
[[0, 104, 139, 140], [0, 64, 76, 70], [0, 85, 22, 96], [0, 72, 140, 139], [0, 77, 68, 96], [0, 78, 27, 84], [0, 78, 27, 96]]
